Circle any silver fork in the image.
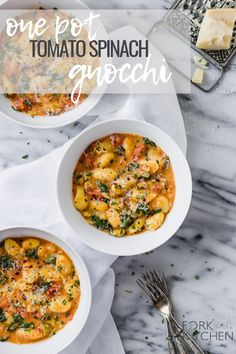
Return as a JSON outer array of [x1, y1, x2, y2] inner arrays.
[[137, 270, 205, 354], [137, 272, 187, 354], [151, 271, 206, 354]]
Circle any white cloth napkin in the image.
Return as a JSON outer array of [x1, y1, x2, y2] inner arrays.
[[0, 27, 187, 354]]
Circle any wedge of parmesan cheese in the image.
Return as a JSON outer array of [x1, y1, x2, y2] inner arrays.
[[192, 68, 204, 84], [196, 9, 236, 50]]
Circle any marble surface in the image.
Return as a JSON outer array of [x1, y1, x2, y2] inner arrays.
[[0, 1, 236, 354]]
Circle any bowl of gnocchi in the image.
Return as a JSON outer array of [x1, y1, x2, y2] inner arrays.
[[57, 118, 192, 256], [0, 227, 91, 354], [0, 0, 108, 129]]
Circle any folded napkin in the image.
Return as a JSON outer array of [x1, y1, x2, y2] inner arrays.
[[0, 27, 187, 354]]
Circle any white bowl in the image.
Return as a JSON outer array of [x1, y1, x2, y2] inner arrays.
[[0, 94, 105, 129], [57, 118, 192, 256], [0, 0, 108, 129], [0, 226, 91, 354]]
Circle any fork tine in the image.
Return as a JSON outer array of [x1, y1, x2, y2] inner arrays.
[[137, 270, 170, 307], [152, 270, 169, 296], [142, 273, 161, 299], [136, 278, 157, 303], [158, 271, 169, 295]]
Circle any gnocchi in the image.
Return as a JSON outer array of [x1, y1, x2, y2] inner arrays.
[[74, 186, 90, 211], [73, 134, 175, 236], [4, 239, 21, 256], [145, 212, 165, 230], [0, 237, 80, 344]]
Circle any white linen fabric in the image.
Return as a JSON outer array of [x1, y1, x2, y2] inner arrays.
[[0, 27, 187, 354]]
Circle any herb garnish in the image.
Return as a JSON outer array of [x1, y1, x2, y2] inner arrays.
[[143, 137, 156, 147], [0, 272, 8, 285], [96, 181, 109, 193], [37, 281, 51, 293], [120, 214, 133, 228], [164, 157, 170, 168], [0, 308, 6, 322], [114, 146, 125, 156], [136, 203, 149, 216], [23, 99, 32, 107], [7, 314, 34, 332], [148, 209, 162, 215], [127, 162, 139, 171], [44, 255, 56, 265], [91, 215, 111, 231], [25, 248, 38, 259], [0, 255, 14, 269]]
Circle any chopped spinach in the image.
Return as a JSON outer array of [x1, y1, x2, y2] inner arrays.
[[148, 209, 162, 215], [44, 255, 56, 265], [136, 203, 149, 216], [23, 98, 32, 107], [25, 248, 38, 259], [127, 162, 139, 171], [0, 255, 14, 269], [7, 323, 19, 332], [96, 181, 109, 193], [0, 272, 8, 285], [137, 173, 150, 180], [7, 313, 34, 332], [0, 308, 6, 322], [74, 280, 80, 287], [115, 146, 125, 156], [37, 281, 51, 293], [143, 137, 156, 147], [91, 215, 111, 231], [164, 157, 170, 168], [13, 314, 24, 324], [120, 214, 133, 228], [20, 322, 34, 329]]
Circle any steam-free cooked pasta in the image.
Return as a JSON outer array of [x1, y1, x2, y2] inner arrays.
[[72, 133, 175, 237], [0, 237, 80, 343]]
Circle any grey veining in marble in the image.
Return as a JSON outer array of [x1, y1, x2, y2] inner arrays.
[[0, 0, 236, 353]]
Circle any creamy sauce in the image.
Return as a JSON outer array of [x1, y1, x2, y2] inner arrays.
[[73, 133, 175, 237], [0, 237, 80, 344], [7, 93, 87, 117]]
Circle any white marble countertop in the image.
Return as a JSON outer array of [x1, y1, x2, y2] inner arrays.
[[0, 1, 236, 353]]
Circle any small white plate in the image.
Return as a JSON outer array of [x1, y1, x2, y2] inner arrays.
[[0, 226, 92, 354], [57, 118, 192, 256]]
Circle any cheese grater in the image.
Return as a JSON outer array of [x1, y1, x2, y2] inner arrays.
[[158, 0, 236, 91]]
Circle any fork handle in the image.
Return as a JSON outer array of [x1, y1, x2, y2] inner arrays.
[[167, 318, 187, 354], [170, 315, 205, 354], [167, 336, 176, 354], [173, 334, 188, 354], [166, 319, 177, 354]]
